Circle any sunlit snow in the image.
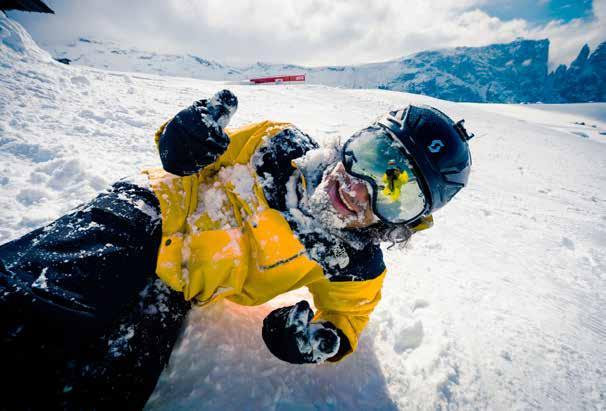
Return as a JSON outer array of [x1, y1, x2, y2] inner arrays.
[[1, 14, 605, 410]]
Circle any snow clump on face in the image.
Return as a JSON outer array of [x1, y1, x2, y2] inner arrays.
[[291, 143, 350, 231], [307, 170, 348, 230], [296, 143, 371, 231]]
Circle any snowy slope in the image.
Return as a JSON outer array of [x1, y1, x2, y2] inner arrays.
[[2, 14, 606, 410]]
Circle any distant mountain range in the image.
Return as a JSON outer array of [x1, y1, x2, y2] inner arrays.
[[45, 37, 606, 104]]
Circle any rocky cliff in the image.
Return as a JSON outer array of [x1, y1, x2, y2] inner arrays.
[[548, 42, 606, 103]]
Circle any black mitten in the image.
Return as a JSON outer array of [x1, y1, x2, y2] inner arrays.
[[262, 300, 341, 364], [158, 89, 238, 176], [206, 89, 238, 128]]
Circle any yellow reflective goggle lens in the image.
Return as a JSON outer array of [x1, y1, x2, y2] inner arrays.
[[380, 166, 409, 201]]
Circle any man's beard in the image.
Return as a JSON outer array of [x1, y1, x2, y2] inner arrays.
[[290, 141, 370, 250], [293, 142, 350, 232], [298, 169, 371, 256]]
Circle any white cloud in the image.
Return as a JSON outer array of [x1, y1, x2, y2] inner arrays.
[[11, 0, 606, 69], [528, 0, 606, 68]]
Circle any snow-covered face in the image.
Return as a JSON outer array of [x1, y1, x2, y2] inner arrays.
[[309, 162, 379, 229]]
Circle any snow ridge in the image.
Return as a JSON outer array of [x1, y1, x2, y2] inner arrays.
[[0, 13, 51, 62]]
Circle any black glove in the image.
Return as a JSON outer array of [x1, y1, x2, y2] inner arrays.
[[206, 89, 238, 128], [158, 89, 238, 176], [262, 300, 341, 364]]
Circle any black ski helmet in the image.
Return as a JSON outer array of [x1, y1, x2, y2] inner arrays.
[[376, 104, 473, 216]]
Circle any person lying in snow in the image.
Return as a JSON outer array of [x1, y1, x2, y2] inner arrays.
[[0, 89, 473, 409]]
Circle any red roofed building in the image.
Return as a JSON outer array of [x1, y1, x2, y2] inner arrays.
[[250, 74, 305, 84]]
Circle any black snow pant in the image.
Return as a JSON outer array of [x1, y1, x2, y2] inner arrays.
[[0, 180, 191, 410]]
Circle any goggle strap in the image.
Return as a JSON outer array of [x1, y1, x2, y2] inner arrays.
[[409, 214, 434, 232]]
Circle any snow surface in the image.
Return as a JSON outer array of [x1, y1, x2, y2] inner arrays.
[[2, 14, 606, 410]]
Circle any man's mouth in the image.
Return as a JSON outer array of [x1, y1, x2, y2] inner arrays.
[[328, 180, 357, 216], [338, 183, 360, 213]]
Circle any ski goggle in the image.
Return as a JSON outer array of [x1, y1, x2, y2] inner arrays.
[[342, 129, 428, 224]]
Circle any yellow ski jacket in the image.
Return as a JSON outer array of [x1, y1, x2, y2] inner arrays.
[[144, 120, 387, 360]]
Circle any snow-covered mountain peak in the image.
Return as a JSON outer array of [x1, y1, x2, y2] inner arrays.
[[389, 38, 550, 103]]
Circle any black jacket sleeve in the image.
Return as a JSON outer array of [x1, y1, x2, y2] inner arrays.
[[158, 90, 237, 176]]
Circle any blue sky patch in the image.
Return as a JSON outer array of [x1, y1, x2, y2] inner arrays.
[[475, 0, 593, 25]]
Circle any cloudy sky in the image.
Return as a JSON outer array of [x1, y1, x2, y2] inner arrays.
[[8, 0, 606, 69]]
